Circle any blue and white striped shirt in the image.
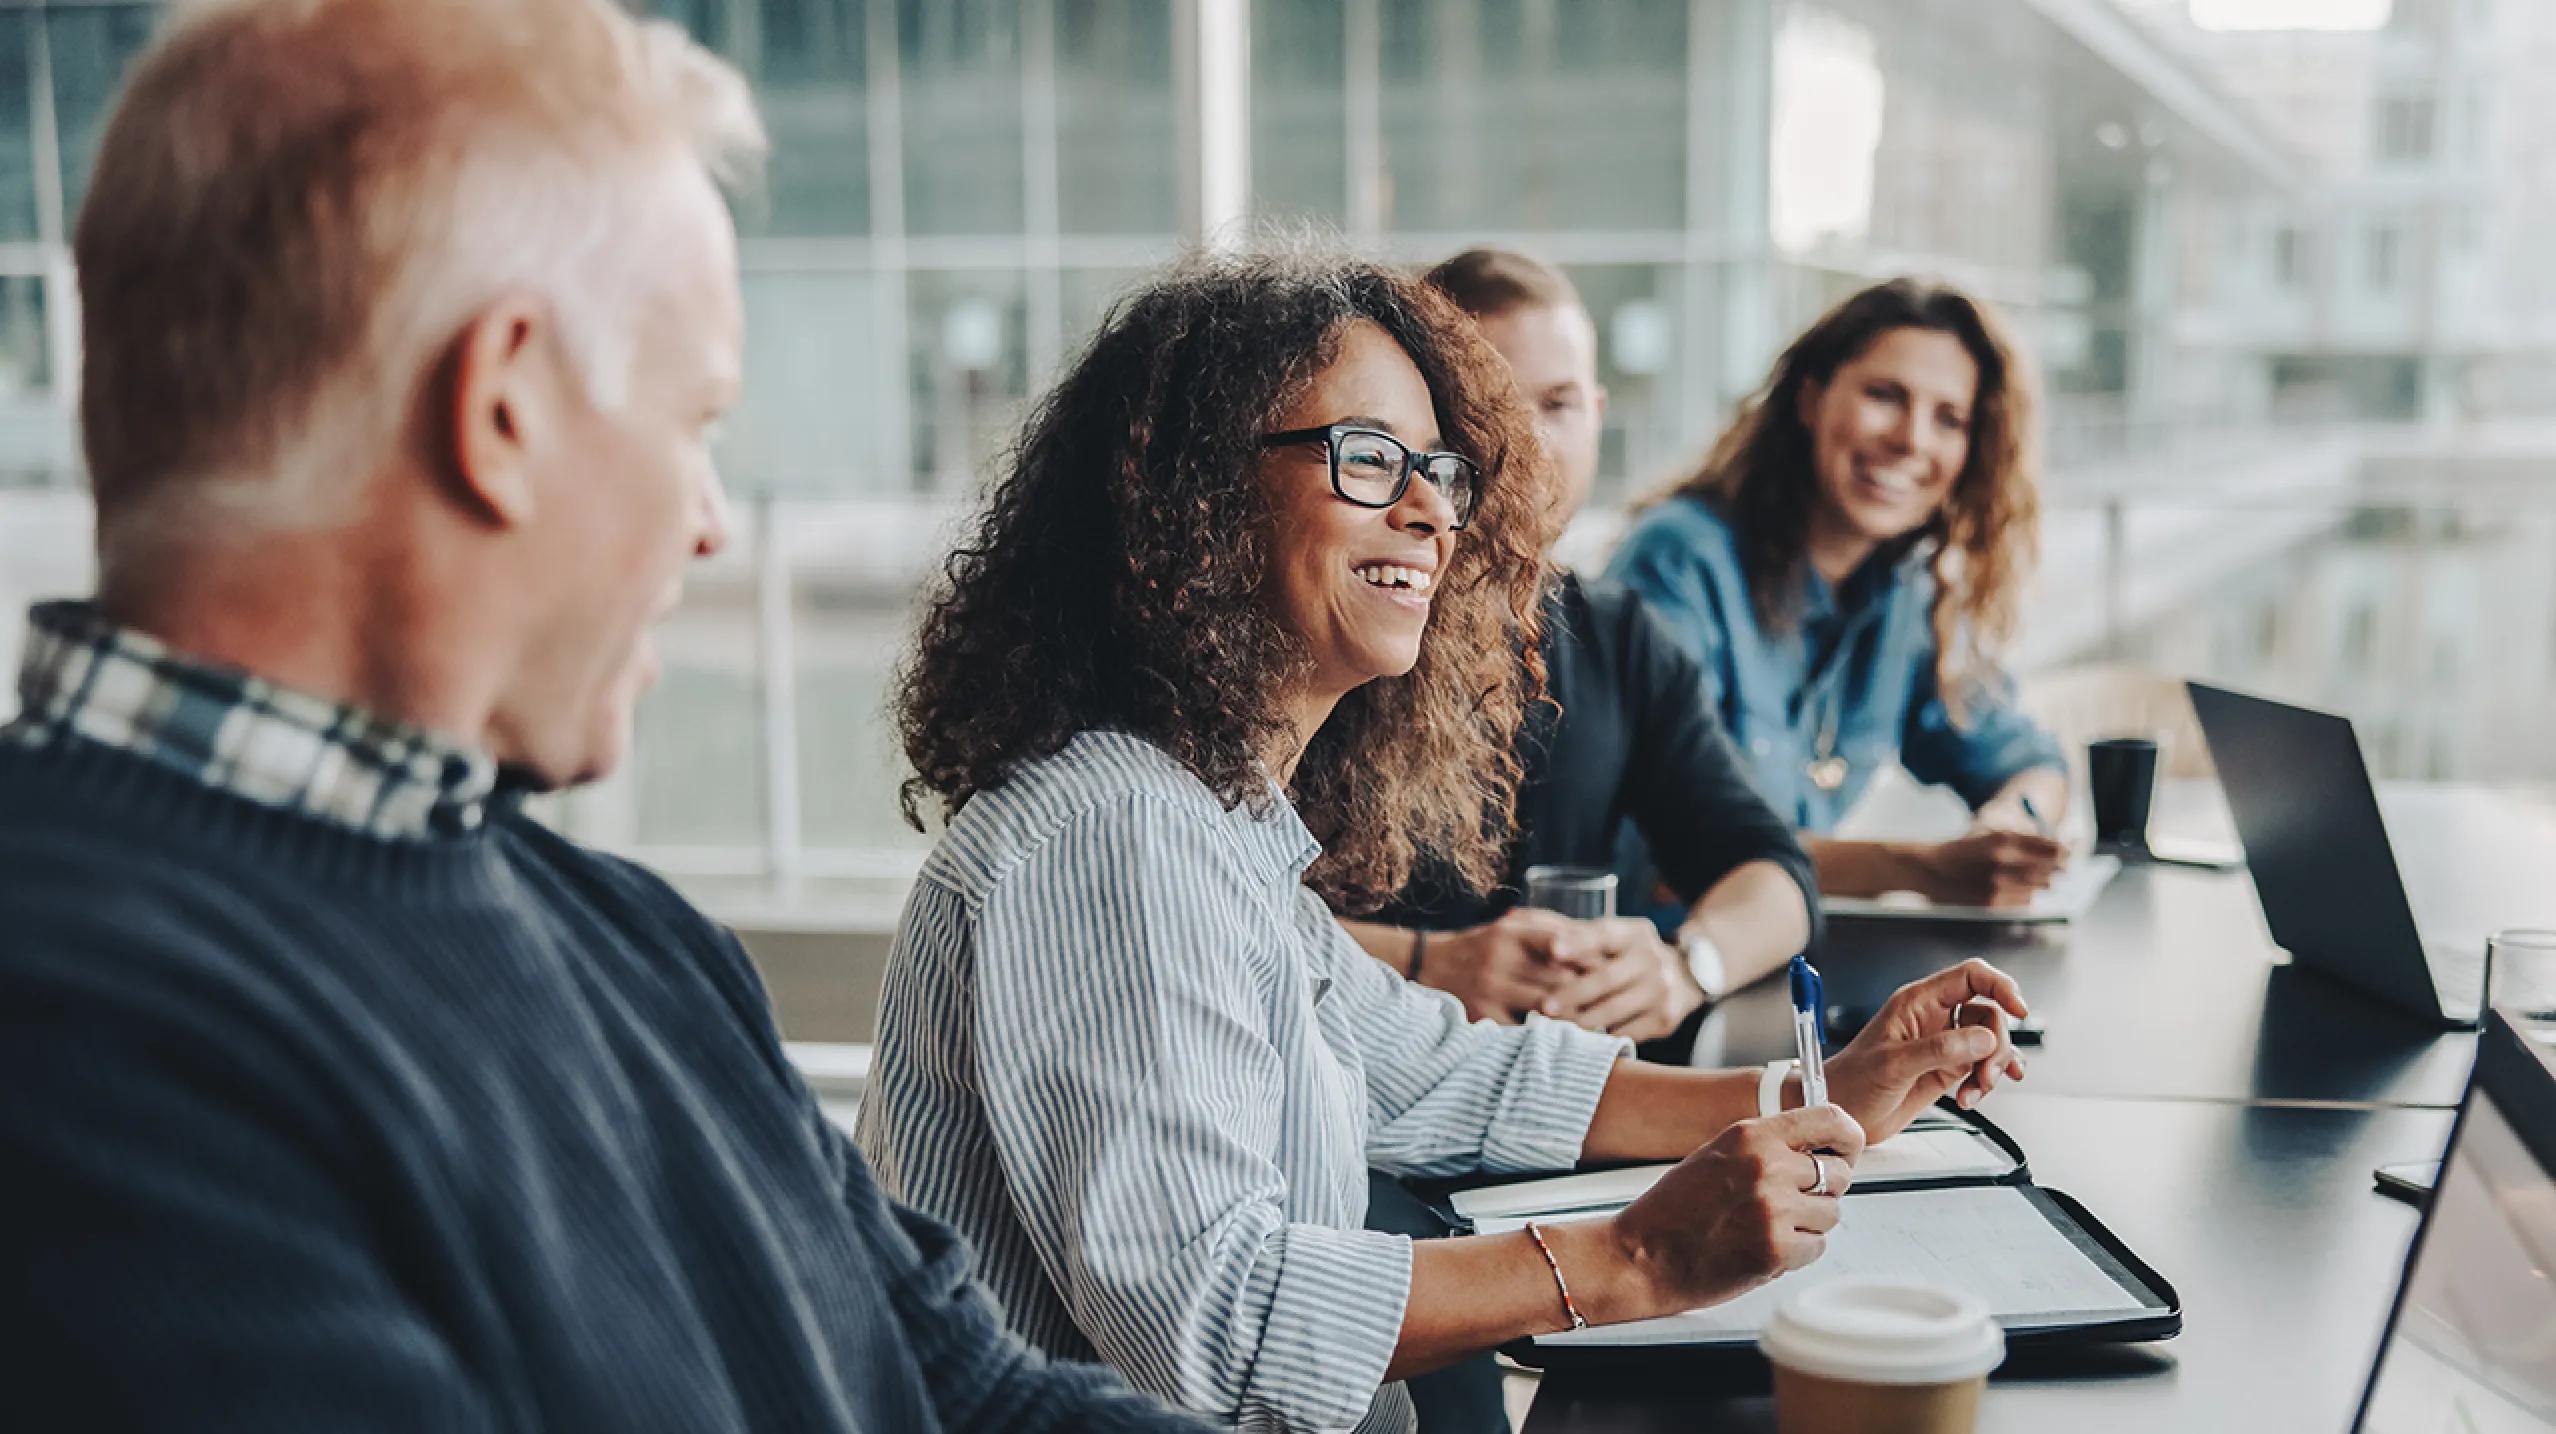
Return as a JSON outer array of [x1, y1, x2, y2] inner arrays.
[[856, 732, 1629, 1433]]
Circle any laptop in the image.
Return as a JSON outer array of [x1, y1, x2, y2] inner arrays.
[[2352, 1010, 2556, 1431], [2188, 682, 2486, 1028]]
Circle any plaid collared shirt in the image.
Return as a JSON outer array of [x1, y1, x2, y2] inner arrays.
[[2, 601, 500, 840]]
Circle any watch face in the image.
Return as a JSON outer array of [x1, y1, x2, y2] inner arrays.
[[1685, 937, 1729, 999]]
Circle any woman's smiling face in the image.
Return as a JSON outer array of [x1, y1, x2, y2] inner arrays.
[[1800, 324, 1980, 551], [1258, 319, 1463, 699]]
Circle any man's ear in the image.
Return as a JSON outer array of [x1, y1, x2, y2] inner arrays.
[[1594, 383, 1610, 425], [445, 294, 555, 528]]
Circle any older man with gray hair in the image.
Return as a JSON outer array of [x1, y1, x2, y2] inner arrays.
[[0, 2, 1201, 1429]]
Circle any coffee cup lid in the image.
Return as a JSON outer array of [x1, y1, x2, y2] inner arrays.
[[1757, 1281, 2006, 1387]]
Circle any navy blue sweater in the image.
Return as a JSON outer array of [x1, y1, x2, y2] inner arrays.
[[0, 739, 1202, 1432]]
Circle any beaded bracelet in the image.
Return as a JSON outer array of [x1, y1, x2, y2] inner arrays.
[[1522, 1220, 1590, 1332]]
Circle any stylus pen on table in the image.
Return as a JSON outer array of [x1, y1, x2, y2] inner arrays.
[[1790, 953, 1828, 1109]]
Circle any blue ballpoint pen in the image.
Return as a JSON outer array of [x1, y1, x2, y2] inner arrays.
[[1790, 953, 1828, 1109]]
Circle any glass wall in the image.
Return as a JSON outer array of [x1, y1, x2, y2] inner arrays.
[[0, 0, 2268, 507], [13, 0, 2550, 911], [2062, 487, 2556, 787], [633, 0, 1185, 503]]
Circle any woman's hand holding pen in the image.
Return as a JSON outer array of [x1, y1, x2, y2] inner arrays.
[[1821, 959, 2031, 1141], [1909, 829, 2067, 907], [1592, 1103, 1867, 1319]]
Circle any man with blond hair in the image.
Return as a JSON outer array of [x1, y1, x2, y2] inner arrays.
[[0, 2, 1199, 1428]]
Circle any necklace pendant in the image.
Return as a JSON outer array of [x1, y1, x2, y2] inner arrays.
[[1808, 756, 1850, 792]]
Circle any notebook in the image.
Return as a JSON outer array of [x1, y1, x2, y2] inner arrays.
[[1448, 1109, 2023, 1225], [1822, 852, 2121, 924], [1442, 1102, 2180, 1368]]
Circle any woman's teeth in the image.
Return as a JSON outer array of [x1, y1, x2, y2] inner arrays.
[[1857, 464, 1922, 496], [1353, 564, 1432, 593]]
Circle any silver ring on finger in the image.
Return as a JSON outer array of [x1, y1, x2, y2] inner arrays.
[[1805, 1153, 1833, 1197]]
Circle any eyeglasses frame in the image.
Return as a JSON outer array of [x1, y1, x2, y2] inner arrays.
[[1255, 423, 1480, 531]]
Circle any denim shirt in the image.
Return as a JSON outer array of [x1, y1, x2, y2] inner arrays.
[[1605, 494, 2063, 833]]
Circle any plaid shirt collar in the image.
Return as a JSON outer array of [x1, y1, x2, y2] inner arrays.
[[3, 601, 501, 840]]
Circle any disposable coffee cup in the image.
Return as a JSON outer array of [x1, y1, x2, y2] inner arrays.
[[1759, 1281, 2004, 1434]]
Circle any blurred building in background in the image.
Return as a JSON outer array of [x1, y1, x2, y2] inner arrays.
[[2123, 0, 2556, 421], [2, 0, 2553, 981]]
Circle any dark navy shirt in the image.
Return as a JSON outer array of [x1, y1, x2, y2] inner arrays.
[[1369, 572, 1816, 936]]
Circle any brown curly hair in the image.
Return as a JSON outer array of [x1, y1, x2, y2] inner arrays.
[[895, 249, 1552, 914], [1642, 277, 2040, 716]]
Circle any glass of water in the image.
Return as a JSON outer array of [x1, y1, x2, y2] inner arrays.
[[2487, 929, 2556, 1023], [1523, 865, 1616, 922]]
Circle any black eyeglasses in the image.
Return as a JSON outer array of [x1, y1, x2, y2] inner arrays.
[[1257, 423, 1479, 530]]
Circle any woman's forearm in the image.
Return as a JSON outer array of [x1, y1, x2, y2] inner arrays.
[[1579, 1060, 1763, 1162], [1805, 835, 1924, 898], [1338, 917, 1413, 973], [1391, 1220, 1660, 1380]]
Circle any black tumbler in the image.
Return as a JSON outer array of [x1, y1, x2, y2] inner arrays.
[[2088, 737, 2159, 851]]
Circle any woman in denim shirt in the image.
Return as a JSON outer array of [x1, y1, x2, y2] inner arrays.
[[1609, 279, 2069, 908]]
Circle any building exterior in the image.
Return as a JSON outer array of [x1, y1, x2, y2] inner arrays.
[[2125, 0, 2556, 421]]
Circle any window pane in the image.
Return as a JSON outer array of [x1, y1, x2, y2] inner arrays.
[[795, 590, 929, 855], [757, 0, 873, 236], [47, 5, 163, 222], [633, 603, 768, 850], [1567, 263, 1687, 503], [1376, 0, 1686, 234], [1059, 265, 1147, 351], [2112, 504, 2556, 785], [1055, 0, 1177, 235], [724, 270, 881, 493], [0, 275, 45, 398], [899, 0, 1023, 234], [1847, 10, 2054, 279], [907, 267, 1028, 494], [656, 1, 870, 237], [1250, 0, 1348, 223], [0, 276, 67, 487], [0, 14, 38, 243]]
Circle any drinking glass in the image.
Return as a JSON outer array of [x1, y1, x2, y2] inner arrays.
[[2489, 929, 2556, 1023], [1523, 865, 1616, 922]]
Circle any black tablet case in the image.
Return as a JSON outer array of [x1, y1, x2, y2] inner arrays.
[[1421, 1101, 2182, 1372]]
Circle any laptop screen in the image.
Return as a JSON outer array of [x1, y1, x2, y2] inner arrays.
[[2357, 1015, 2556, 1432]]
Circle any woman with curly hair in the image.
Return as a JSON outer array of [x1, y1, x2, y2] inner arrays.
[[1609, 278, 2072, 910], [857, 251, 2031, 1434]]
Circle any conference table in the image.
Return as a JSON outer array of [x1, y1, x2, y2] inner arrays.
[[1517, 781, 2556, 1433]]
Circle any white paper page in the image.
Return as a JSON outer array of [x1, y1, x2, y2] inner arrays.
[[1852, 1128, 2018, 1182], [1452, 1129, 2016, 1223], [1822, 853, 2121, 924], [1452, 1165, 1663, 1222], [1508, 1186, 2146, 1347]]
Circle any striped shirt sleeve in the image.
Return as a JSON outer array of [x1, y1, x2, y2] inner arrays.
[[1307, 890, 1631, 1179], [971, 792, 1411, 1432]]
